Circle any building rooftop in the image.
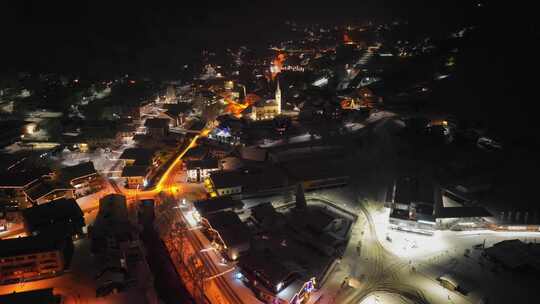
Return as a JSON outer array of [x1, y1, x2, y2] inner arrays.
[[97, 194, 128, 223], [0, 167, 51, 188], [268, 145, 345, 164], [186, 158, 219, 170], [118, 148, 154, 163], [209, 166, 288, 193], [205, 140, 234, 155], [0, 234, 65, 258], [239, 146, 267, 162], [183, 146, 209, 160], [251, 202, 286, 230], [118, 124, 137, 133], [254, 98, 278, 108], [394, 177, 436, 206], [209, 170, 245, 189], [0, 288, 61, 304], [436, 206, 492, 219], [239, 253, 298, 293], [91, 195, 133, 248], [121, 165, 149, 178], [282, 161, 348, 184], [193, 196, 244, 216], [165, 103, 193, 117], [186, 119, 206, 132], [305, 208, 335, 233], [0, 152, 26, 171], [61, 161, 97, 182], [484, 239, 540, 272], [390, 208, 409, 220], [205, 211, 251, 249], [144, 118, 169, 129], [132, 134, 149, 142], [23, 180, 73, 202], [22, 198, 84, 233], [0, 120, 26, 131]]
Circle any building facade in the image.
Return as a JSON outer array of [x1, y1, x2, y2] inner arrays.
[[249, 81, 282, 121], [186, 158, 219, 183], [61, 161, 103, 198], [0, 236, 67, 284]]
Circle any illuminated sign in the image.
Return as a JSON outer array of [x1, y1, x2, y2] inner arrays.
[[216, 127, 231, 138], [291, 277, 316, 304]]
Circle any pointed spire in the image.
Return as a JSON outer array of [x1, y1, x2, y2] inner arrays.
[[275, 79, 282, 114]]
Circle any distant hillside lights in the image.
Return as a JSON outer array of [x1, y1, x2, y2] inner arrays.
[[281, 65, 305, 72]]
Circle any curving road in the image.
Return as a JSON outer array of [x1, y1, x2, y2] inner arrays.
[[334, 198, 431, 304]]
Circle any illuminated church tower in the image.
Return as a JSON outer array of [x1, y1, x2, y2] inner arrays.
[[275, 80, 282, 115]]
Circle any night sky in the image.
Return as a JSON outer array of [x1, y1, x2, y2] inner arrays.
[[1, 1, 539, 142], [1, 1, 475, 76]]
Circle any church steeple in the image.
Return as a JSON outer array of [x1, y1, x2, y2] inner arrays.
[[275, 80, 281, 114]]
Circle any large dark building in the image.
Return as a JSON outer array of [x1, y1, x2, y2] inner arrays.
[[22, 198, 85, 238], [193, 196, 244, 217], [202, 211, 251, 261], [60, 161, 103, 198], [0, 288, 62, 304], [0, 234, 71, 284], [388, 176, 441, 234]]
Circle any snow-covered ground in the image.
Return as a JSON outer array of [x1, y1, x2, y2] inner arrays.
[[368, 205, 540, 304], [0, 238, 149, 304]]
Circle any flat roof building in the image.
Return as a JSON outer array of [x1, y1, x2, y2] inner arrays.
[[186, 158, 219, 183], [22, 198, 85, 238], [239, 253, 298, 296], [60, 161, 103, 198], [193, 196, 244, 216], [164, 103, 193, 127], [60, 161, 97, 183], [23, 180, 74, 205], [118, 148, 155, 166], [0, 168, 51, 190], [121, 165, 150, 189], [97, 194, 129, 222], [0, 168, 52, 209], [0, 288, 61, 304], [144, 118, 170, 137], [238, 253, 317, 304], [393, 176, 437, 207], [90, 194, 132, 254], [0, 234, 69, 284], [389, 177, 441, 234], [282, 161, 349, 191], [183, 146, 209, 161], [484, 239, 540, 273], [250, 202, 287, 231], [207, 166, 289, 198]]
